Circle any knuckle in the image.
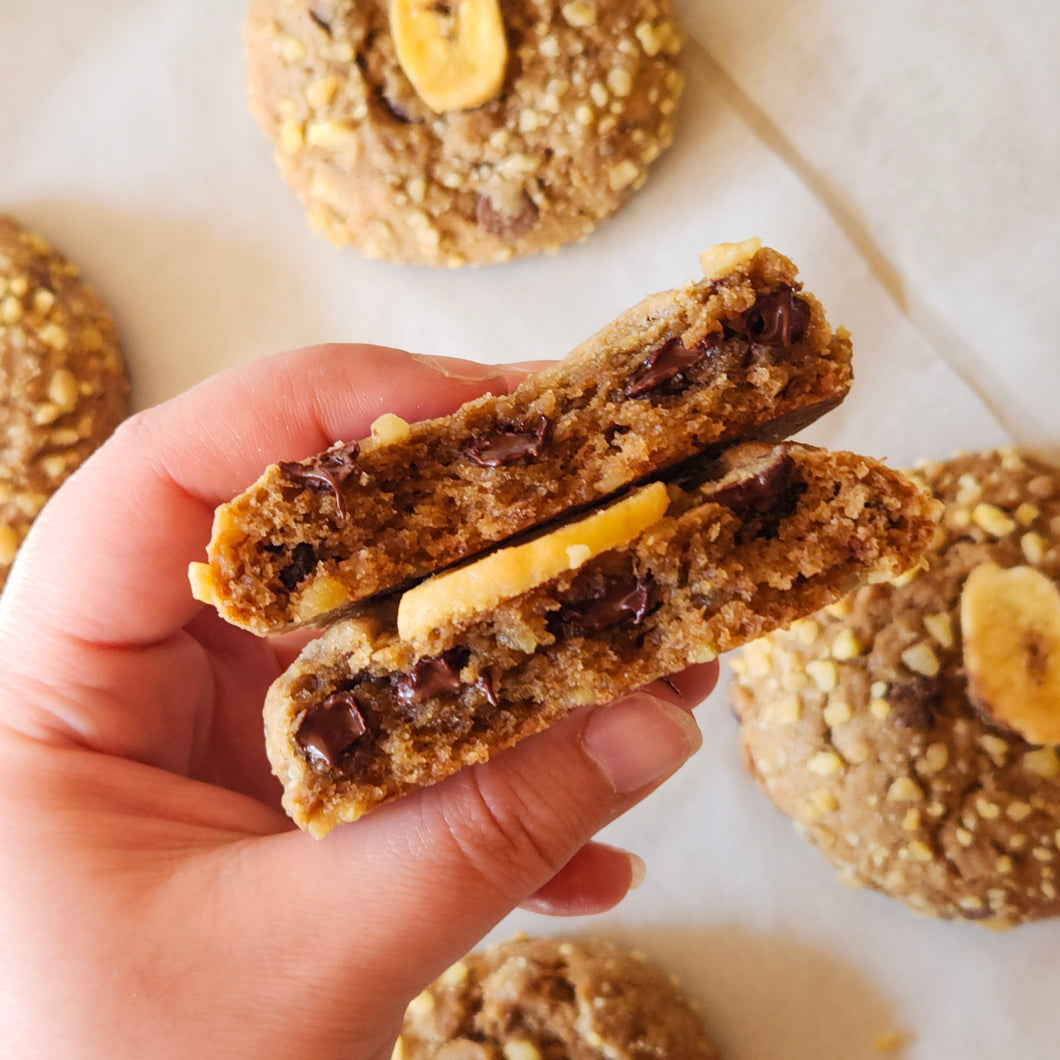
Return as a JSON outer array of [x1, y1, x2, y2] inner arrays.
[[429, 768, 575, 901]]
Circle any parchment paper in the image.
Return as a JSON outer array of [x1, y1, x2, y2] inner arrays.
[[2, 2, 1057, 1056]]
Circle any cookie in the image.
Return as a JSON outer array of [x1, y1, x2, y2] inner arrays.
[[730, 448, 1060, 927], [191, 240, 854, 635], [265, 441, 938, 834], [394, 935, 720, 1059], [243, 0, 685, 265], [0, 215, 129, 590]]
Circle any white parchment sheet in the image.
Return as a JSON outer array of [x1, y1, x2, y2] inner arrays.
[[2, 2, 1058, 1056]]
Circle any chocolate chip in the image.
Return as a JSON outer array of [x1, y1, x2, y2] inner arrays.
[[736, 287, 810, 346], [561, 572, 651, 632], [295, 692, 368, 768], [461, 415, 549, 467], [374, 84, 418, 123], [279, 541, 317, 591], [889, 677, 942, 729], [701, 446, 798, 517], [474, 672, 499, 709], [396, 651, 467, 704], [278, 442, 360, 521], [625, 335, 718, 398], [475, 191, 539, 238], [307, 5, 332, 34]]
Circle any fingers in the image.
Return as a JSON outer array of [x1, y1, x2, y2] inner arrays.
[[519, 841, 646, 916], [0, 345, 512, 763], [1, 345, 509, 652], [244, 678, 710, 1033]]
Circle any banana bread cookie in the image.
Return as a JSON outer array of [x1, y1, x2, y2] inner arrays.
[[395, 935, 719, 1059], [191, 241, 854, 635], [731, 448, 1060, 927], [0, 215, 129, 590], [266, 442, 937, 835], [244, 0, 684, 264]]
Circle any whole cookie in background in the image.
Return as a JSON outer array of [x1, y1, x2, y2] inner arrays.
[[244, 0, 684, 265], [395, 935, 720, 1059], [730, 449, 1060, 927], [0, 216, 129, 590]]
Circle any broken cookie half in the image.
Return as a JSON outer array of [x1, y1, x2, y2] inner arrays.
[[266, 442, 939, 836], [190, 240, 853, 635]]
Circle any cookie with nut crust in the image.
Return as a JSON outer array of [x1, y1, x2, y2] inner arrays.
[[243, 0, 685, 265], [395, 935, 720, 1059], [730, 448, 1060, 927], [0, 215, 129, 590]]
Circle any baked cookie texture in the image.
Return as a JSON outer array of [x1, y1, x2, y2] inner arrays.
[[192, 241, 854, 635], [0, 215, 129, 590], [265, 442, 938, 835], [731, 448, 1060, 927], [243, 0, 685, 264], [395, 935, 719, 1059]]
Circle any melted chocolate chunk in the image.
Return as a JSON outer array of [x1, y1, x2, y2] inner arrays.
[[736, 287, 810, 346], [703, 447, 798, 516], [625, 335, 718, 398], [295, 692, 368, 768], [476, 191, 539, 238], [561, 572, 651, 632], [278, 442, 360, 521], [474, 672, 499, 709], [279, 541, 317, 591], [396, 652, 467, 704], [889, 677, 943, 729], [462, 415, 549, 467]]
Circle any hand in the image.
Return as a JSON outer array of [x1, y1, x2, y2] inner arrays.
[[0, 344, 715, 1059]]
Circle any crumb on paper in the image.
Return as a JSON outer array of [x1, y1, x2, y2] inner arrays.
[[873, 1029, 910, 1054]]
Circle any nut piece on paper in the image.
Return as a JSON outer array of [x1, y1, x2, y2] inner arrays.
[[390, 0, 508, 113], [962, 562, 1060, 746]]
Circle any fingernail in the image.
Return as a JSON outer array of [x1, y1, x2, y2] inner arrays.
[[410, 353, 505, 383], [581, 693, 702, 795], [628, 853, 647, 890]]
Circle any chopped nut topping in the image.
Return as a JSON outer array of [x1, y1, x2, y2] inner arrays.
[[805, 659, 838, 692], [922, 611, 954, 648], [0, 525, 19, 565], [1021, 531, 1048, 564], [972, 503, 1016, 537], [887, 776, 922, 802], [822, 699, 852, 726], [906, 840, 933, 862], [920, 742, 949, 773], [807, 750, 844, 777], [1016, 502, 1040, 526], [772, 694, 802, 725], [805, 787, 839, 817], [830, 628, 862, 660], [439, 960, 469, 987], [900, 641, 940, 677], [560, 1, 596, 28], [1023, 747, 1060, 779], [502, 1043, 543, 1060]]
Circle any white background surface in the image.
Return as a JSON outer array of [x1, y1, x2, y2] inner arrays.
[[2, 2, 1058, 1056]]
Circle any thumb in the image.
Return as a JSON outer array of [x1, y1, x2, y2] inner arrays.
[[237, 675, 709, 1052]]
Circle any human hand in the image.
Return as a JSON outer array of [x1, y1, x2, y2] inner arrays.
[[0, 344, 715, 1059]]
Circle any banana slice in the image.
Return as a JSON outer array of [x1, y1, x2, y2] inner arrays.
[[390, 0, 508, 113], [397, 482, 670, 642], [961, 562, 1060, 745]]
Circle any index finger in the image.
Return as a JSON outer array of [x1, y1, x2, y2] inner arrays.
[[0, 344, 513, 651]]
